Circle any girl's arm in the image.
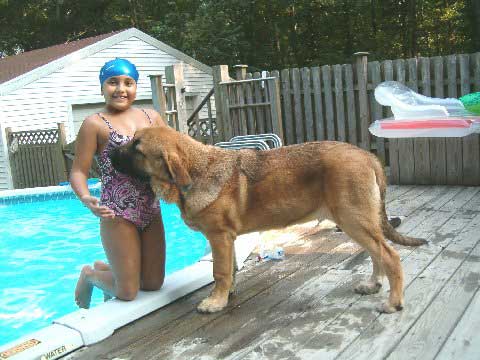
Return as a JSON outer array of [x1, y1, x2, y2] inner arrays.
[[70, 117, 114, 218]]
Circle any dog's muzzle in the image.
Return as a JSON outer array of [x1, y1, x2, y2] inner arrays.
[[110, 147, 150, 181]]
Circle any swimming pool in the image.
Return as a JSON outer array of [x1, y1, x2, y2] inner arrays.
[[0, 184, 208, 346]]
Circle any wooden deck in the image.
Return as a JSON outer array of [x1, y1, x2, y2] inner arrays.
[[67, 185, 480, 360]]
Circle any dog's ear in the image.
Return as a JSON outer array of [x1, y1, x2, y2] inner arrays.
[[164, 152, 192, 193]]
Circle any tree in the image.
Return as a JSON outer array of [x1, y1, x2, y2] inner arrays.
[[0, 0, 476, 69]]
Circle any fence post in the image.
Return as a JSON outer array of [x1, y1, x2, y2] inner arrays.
[[4, 127, 15, 189], [267, 77, 285, 142], [149, 74, 167, 119], [233, 64, 248, 80], [233, 65, 249, 134], [166, 63, 188, 134], [213, 65, 232, 141], [354, 52, 371, 150], [5, 127, 11, 146]]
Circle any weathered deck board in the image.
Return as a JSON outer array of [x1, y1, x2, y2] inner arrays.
[[254, 209, 477, 360], [134, 237, 348, 358], [388, 239, 480, 360], [218, 191, 465, 360], [335, 214, 480, 360], [173, 242, 360, 360], [67, 185, 480, 360], [435, 288, 480, 360], [385, 185, 415, 203]]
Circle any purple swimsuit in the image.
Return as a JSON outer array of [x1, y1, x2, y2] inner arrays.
[[97, 111, 160, 230]]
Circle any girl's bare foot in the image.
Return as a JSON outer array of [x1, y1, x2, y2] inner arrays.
[[93, 260, 110, 271], [75, 265, 94, 309], [93, 261, 114, 302]]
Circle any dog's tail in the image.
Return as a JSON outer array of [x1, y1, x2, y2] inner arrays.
[[373, 158, 428, 247], [381, 210, 427, 246]]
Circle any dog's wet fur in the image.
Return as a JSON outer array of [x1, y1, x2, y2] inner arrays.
[[111, 126, 427, 314]]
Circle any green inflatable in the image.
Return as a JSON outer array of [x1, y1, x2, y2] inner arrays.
[[459, 92, 480, 115]]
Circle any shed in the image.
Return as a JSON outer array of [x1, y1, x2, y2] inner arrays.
[[0, 27, 213, 190]]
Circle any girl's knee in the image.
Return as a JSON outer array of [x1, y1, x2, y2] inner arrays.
[[141, 276, 164, 291], [116, 283, 139, 301]]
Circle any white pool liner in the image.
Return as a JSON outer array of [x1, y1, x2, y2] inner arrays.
[[0, 232, 259, 360]]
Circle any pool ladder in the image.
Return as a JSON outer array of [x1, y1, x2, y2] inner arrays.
[[215, 133, 283, 150]]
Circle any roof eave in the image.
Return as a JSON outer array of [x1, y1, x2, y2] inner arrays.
[[0, 28, 212, 96]]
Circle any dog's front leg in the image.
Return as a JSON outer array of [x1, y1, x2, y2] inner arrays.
[[197, 231, 235, 313]]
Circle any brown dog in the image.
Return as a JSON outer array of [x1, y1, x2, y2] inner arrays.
[[111, 126, 426, 314]]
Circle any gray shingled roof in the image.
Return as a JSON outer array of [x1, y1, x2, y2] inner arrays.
[[0, 30, 122, 84]]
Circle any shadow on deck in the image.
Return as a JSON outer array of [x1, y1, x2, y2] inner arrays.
[[67, 185, 480, 360]]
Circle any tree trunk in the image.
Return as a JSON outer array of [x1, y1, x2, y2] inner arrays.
[[407, 0, 417, 57], [472, 0, 480, 51]]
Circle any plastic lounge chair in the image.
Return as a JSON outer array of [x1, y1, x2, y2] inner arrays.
[[229, 134, 283, 149], [374, 81, 467, 119]]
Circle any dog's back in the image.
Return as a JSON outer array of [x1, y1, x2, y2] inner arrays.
[[207, 141, 381, 233]]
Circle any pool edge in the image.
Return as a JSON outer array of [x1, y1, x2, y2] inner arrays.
[[0, 232, 259, 360]]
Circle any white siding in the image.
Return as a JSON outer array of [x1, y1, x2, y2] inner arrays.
[[0, 35, 213, 190], [0, 117, 13, 189], [72, 100, 154, 134]]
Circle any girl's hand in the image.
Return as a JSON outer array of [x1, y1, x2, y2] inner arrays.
[[81, 195, 115, 219]]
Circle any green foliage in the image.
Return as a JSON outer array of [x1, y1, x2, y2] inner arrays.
[[0, 0, 477, 70]]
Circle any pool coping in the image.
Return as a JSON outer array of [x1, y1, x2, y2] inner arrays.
[[0, 232, 259, 360], [0, 184, 260, 359], [0, 183, 101, 205]]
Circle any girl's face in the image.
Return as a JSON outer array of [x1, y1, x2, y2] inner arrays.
[[101, 75, 137, 111]]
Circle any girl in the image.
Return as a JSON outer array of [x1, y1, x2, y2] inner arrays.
[[70, 58, 166, 308]]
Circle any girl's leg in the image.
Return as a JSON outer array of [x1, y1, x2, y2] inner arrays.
[[140, 214, 166, 290], [75, 217, 142, 308], [93, 261, 114, 301]]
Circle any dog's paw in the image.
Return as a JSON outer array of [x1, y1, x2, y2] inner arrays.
[[197, 296, 228, 313], [229, 286, 237, 296], [354, 281, 382, 295], [376, 301, 403, 314], [229, 279, 237, 295]]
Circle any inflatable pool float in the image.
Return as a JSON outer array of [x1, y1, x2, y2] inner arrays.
[[369, 81, 480, 138]]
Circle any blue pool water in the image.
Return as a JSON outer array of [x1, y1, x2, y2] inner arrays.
[[0, 189, 208, 346]]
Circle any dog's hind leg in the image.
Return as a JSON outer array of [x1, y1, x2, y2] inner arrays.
[[339, 221, 404, 313], [197, 230, 236, 313], [354, 255, 384, 295]]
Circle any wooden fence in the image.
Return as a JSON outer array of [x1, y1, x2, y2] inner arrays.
[[218, 52, 479, 185], [212, 65, 284, 143], [6, 123, 68, 188]]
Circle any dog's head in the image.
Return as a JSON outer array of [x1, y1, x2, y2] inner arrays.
[[110, 126, 192, 203]]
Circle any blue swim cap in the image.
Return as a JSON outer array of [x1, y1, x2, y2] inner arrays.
[[99, 58, 139, 85]]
